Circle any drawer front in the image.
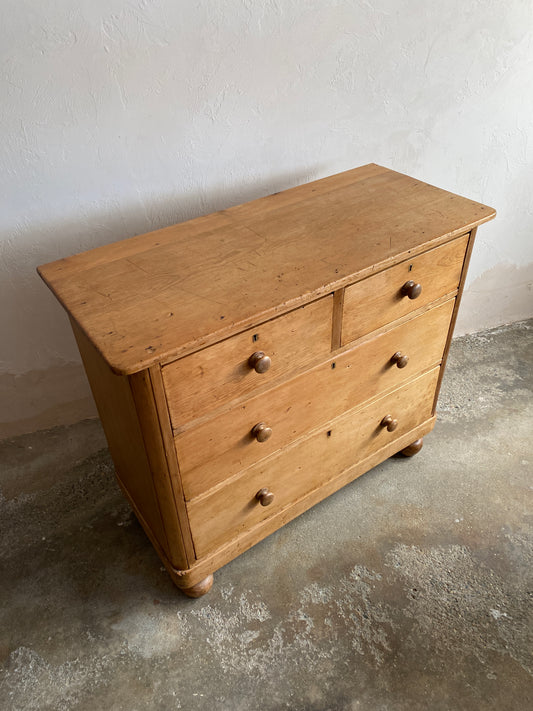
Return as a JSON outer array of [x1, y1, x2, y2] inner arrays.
[[187, 368, 440, 557], [177, 298, 454, 499], [162, 296, 333, 428], [342, 234, 469, 345]]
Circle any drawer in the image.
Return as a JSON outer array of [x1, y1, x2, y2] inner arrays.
[[187, 367, 440, 557], [162, 296, 333, 428], [342, 234, 469, 345], [177, 298, 454, 499]]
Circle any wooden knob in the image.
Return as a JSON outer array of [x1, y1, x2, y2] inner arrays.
[[251, 422, 272, 442], [401, 280, 422, 299], [401, 438, 424, 457], [390, 351, 409, 369], [256, 487, 274, 506], [248, 351, 271, 373], [380, 415, 398, 432]]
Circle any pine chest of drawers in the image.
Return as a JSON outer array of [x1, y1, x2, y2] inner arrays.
[[38, 164, 496, 597]]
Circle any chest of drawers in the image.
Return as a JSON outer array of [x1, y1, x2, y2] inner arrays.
[[38, 164, 495, 597]]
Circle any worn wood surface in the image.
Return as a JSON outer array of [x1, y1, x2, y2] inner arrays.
[[177, 300, 453, 500], [70, 320, 187, 567], [187, 368, 440, 557], [38, 166, 496, 595], [331, 288, 345, 350], [144, 365, 196, 567], [342, 233, 469, 344], [162, 296, 332, 428], [180, 574, 215, 598], [141, 417, 436, 590], [400, 438, 424, 457], [38, 164, 495, 374], [431, 227, 479, 415]]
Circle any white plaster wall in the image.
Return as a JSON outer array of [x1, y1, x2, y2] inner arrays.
[[1, 0, 532, 436]]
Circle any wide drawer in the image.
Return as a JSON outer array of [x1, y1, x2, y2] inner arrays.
[[342, 233, 469, 345], [177, 298, 454, 499], [187, 367, 440, 557], [162, 296, 333, 428]]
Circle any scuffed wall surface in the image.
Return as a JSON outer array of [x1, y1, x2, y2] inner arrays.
[[1, 0, 532, 435]]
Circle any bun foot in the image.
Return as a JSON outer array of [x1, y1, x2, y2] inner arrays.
[[180, 574, 214, 598], [400, 438, 424, 457]]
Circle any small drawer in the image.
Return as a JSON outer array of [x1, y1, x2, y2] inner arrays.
[[187, 367, 440, 557], [342, 234, 469, 345], [177, 298, 454, 499], [162, 296, 333, 428]]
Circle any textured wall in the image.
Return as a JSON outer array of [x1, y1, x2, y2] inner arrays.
[[1, 0, 532, 436]]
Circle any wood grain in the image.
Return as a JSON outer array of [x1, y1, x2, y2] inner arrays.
[[177, 299, 454, 500], [37, 166, 496, 595], [140, 417, 437, 591], [38, 165, 495, 374], [187, 368, 440, 556], [141, 365, 196, 566], [162, 296, 332, 428], [331, 288, 345, 350], [70, 320, 186, 566], [342, 233, 469, 345], [431, 227, 478, 415]]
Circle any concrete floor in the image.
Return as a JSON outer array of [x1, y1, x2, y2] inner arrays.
[[1, 320, 532, 711]]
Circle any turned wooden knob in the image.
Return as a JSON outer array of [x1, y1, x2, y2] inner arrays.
[[248, 351, 271, 373], [390, 351, 409, 368], [401, 438, 424, 457], [256, 487, 274, 506], [251, 422, 272, 442], [401, 280, 422, 299], [181, 574, 214, 598], [380, 414, 398, 432]]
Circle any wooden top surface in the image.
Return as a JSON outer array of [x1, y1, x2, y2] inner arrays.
[[38, 164, 496, 374]]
